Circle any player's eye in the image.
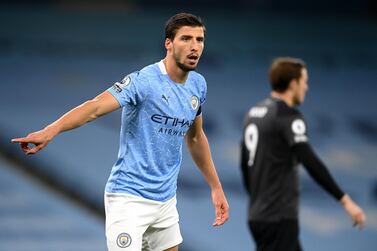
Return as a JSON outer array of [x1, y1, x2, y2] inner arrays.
[[181, 36, 191, 41]]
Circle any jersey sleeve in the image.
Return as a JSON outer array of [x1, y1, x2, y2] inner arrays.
[[196, 75, 207, 116], [281, 112, 309, 147], [292, 143, 345, 200], [107, 71, 150, 108]]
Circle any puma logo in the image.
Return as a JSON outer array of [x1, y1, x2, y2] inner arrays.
[[162, 94, 170, 104]]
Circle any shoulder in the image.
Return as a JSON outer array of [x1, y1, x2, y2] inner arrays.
[[122, 63, 160, 88], [276, 101, 304, 120], [189, 71, 207, 98], [190, 71, 206, 84], [137, 63, 160, 81], [247, 98, 276, 117], [276, 104, 307, 136], [115, 64, 156, 94]]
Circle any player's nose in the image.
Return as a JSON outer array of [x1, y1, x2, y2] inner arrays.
[[190, 40, 200, 51]]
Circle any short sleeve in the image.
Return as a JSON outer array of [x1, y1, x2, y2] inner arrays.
[[282, 113, 309, 147], [196, 75, 207, 116], [200, 75, 207, 106], [107, 71, 150, 108]]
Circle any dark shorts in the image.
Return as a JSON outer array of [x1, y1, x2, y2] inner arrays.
[[249, 219, 302, 251]]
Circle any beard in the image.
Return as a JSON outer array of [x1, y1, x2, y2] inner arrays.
[[292, 95, 304, 106], [173, 48, 197, 72], [176, 60, 196, 72]]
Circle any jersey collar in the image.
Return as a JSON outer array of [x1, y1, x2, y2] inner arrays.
[[158, 60, 167, 75]]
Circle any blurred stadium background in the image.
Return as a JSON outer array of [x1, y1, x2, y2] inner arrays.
[[0, 0, 376, 250]]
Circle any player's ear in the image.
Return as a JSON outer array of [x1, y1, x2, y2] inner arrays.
[[165, 38, 172, 50], [288, 78, 298, 90]]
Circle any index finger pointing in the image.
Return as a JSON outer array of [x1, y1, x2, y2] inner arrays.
[[11, 137, 28, 143]]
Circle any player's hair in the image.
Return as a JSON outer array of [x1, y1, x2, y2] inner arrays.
[[269, 57, 306, 93], [165, 13, 206, 40]]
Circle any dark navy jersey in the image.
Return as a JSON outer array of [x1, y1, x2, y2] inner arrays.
[[241, 97, 309, 221]]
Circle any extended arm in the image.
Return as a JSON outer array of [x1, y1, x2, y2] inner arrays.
[[185, 116, 229, 226], [12, 91, 120, 155], [293, 143, 366, 229]]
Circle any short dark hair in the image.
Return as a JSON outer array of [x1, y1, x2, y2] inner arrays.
[[269, 57, 306, 93], [165, 13, 206, 40]]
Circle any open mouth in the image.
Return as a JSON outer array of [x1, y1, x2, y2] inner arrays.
[[188, 55, 198, 60], [187, 54, 199, 64]]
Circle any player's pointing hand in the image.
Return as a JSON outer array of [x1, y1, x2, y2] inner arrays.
[[11, 128, 54, 155]]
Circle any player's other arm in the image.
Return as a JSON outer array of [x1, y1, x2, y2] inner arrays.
[[293, 142, 366, 229], [11, 90, 120, 155], [185, 116, 229, 226], [240, 140, 251, 195]]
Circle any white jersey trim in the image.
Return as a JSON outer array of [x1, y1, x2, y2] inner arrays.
[[158, 60, 168, 75]]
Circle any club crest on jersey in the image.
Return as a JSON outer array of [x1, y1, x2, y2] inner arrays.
[[191, 95, 199, 110], [113, 76, 131, 93], [117, 233, 132, 248]]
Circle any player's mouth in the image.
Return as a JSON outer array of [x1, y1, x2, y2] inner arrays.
[[187, 54, 199, 64]]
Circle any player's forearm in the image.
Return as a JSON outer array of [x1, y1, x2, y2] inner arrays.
[[293, 143, 344, 200], [186, 131, 222, 190], [44, 99, 101, 139], [44, 91, 119, 139]]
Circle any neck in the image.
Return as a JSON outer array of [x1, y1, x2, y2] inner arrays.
[[271, 91, 295, 107], [163, 58, 189, 83]]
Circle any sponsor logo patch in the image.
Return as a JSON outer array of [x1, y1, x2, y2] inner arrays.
[[291, 119, 306, 135], [121, 76, 131, 87], [291, 119, 308, 143], [112, 76, 131, 93]]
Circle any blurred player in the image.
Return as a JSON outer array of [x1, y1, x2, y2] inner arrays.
[[240, 57, 366, 251], [12, 13, 229, 251]]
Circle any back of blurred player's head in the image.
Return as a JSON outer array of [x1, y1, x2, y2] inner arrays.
[[165, 13, 206, 40], [269, 57, 306, 93]]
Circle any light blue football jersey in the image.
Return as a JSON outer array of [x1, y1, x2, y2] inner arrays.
[[105, 60, 207, 202]]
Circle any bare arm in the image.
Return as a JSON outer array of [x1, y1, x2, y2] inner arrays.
[[185, 116, 229, 226], [11, 90, 120, 155]]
